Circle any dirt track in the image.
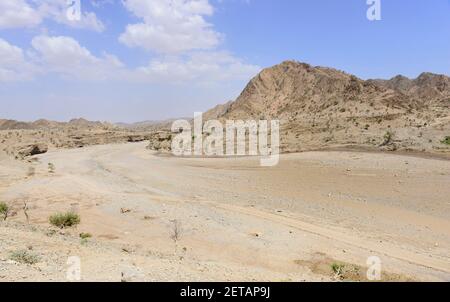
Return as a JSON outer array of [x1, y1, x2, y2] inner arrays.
[[1, 142, 449, 281]]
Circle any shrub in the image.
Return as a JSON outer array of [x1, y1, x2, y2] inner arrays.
[[0, 202, 9, 220], [441, 136, 450, 145], [79, 232, 92, 239], [49, 212, 80, 228], [9, 250, 40, 265], [381, 131, 393, 146], [331, 263, 345, 276]]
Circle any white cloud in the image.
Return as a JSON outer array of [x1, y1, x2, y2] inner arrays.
[[0, 0, 42, 29], [137, 51, 260, 83], [118, 0, 260, 85], [0, 38, 36, 81], [120, 0, 221, 54], [0, 0, 105, 32], [30, 35, 124, 80], [0, 33, 260, 86]]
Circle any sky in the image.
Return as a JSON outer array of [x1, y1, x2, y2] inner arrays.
[[0, 0, 449, 123]]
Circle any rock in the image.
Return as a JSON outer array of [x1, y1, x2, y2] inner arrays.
[[17, 144, 48, 157], [127, 135, 146, 142], [147, 131, 172, 152], [120, 208, 131, 214]]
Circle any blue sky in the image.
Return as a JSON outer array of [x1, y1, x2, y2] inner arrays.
[[0, 0, 449, 123]]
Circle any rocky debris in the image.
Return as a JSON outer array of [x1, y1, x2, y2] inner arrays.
[[127, 135, 147, 143], [17, 144, 48, 157], [120, 208, 131, 214], [147, 131, 172, 152]]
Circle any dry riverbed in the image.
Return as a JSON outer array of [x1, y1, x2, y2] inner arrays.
[[0, 142, 449, 281]]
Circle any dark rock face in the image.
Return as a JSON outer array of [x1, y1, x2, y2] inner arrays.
[[17, 144, 48, 157], [127, 135, 147, 143]]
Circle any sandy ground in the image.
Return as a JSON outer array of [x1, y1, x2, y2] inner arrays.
[[0, 142, 449, 281]]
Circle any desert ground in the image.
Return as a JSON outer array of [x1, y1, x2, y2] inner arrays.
[[0, 141, 449, 281]]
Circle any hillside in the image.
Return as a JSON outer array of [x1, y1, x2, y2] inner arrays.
[[202, 61, 450, 154]]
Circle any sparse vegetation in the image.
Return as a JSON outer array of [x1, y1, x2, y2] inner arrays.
[[48, 163, 55, 173], [441, 136, 450, 145], [381, 131, 393, 146], [79, 232, 92, 239], [171, 219, 182, 243], [0, 202, 10, 221], [331, 262, 345, 276], [49, 212, 80, 228], [9, 250, 40, 265]]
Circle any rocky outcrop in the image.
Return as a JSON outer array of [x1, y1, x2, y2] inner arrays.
[[147, 131, 172, 152], [17, 144, 48, 157]]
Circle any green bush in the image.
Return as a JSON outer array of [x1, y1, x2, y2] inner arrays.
[[79, 232, 92, 239], [0, 202, 9, 220], [9, 250, 40, 265], [49, 212, 80, 228], [441, 136, 450, 145], [382, 131, 393, 146], [331, 263, 345, 275]]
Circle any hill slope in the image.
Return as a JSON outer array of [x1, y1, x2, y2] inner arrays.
[[205, 61, 450, 154]]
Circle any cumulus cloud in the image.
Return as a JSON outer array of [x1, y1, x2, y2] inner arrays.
[[0, 0, 105, 32], [0, 32, 260, 86], [0, 38, 36, 81], [30, 35, 124, 80], [136, 51, 261, 83], [118, 0, 260, 84], [119, 0, 221, 54], [0, 0, 42, 29]]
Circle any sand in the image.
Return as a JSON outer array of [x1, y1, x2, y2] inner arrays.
[[0, 142, 449, 281]]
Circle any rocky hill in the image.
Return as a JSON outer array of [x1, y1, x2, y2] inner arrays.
[[201, 61, 449, 154]]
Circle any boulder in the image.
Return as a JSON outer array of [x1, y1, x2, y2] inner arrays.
[[17, 143, 48, 157]]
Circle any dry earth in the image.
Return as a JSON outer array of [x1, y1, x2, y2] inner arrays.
[[1, 142, 449, 281]]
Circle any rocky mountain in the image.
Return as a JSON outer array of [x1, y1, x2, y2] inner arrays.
[[202, 60, 449, 154], [369, 73, 450, 107], [0, 118, 115, 131]]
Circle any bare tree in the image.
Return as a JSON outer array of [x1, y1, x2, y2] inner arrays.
[[23, 201, 29, 224], [171, 220, 182, 243]]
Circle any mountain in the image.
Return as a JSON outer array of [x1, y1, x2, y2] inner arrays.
[[203, 60, 450, 154], [116, 118, 188, 131], [0, 118, 114, 131], [0, 119, 34, 130], [369, 73, 450, 107]]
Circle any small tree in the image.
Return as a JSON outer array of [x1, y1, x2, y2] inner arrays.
[[0, 202, 10, 221], [381, 131, 393, 146], [49, 212, 80, 228]]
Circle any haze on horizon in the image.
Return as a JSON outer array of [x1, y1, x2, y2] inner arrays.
[[0, 0, 449, 123]]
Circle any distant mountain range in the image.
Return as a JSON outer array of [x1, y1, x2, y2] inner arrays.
[[0, 118, 113, 131]]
